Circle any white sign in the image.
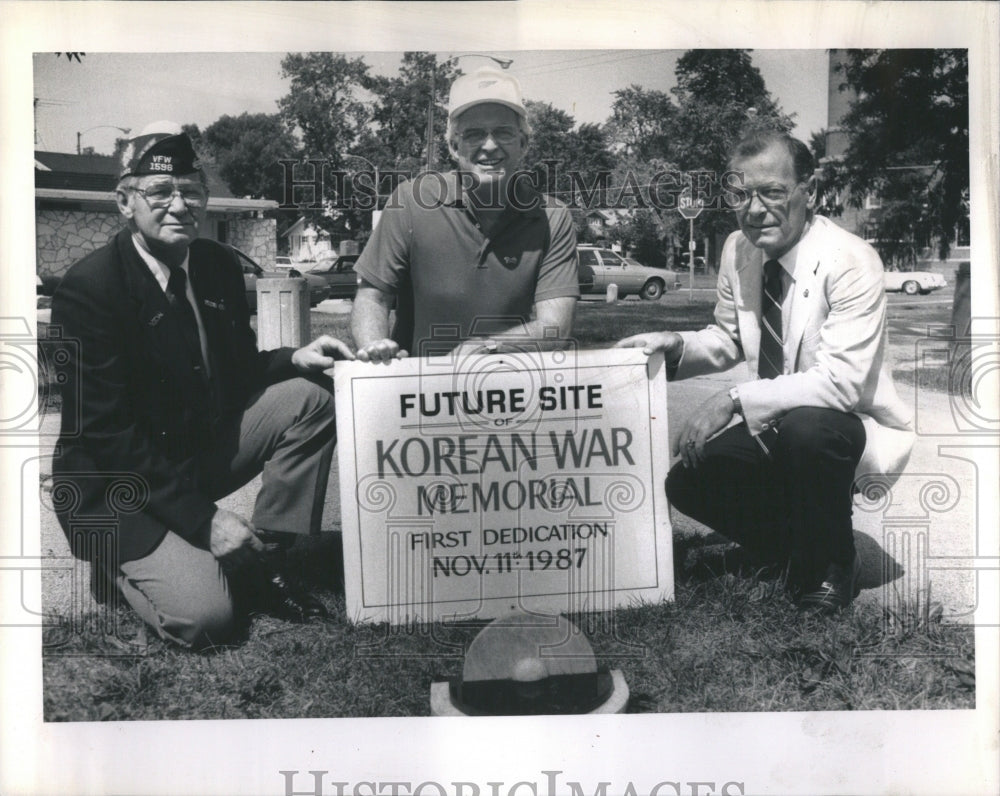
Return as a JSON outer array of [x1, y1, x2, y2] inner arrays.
[[334, 348, 673, 624]]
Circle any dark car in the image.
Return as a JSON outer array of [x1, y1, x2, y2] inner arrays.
[[234, 248, 330, 312], [305, 254, 360, 300], [577, 246, 680, 300]]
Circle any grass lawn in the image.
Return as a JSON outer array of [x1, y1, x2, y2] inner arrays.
[[40, 291, 975, 720], [42, 539, 974, 719]]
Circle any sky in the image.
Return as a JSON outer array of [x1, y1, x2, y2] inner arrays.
[[32, 50, 829, 156]]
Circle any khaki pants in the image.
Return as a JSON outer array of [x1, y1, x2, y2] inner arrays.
[[110, 376, 336, 648]]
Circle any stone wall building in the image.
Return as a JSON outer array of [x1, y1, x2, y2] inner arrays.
[[35, 151, 277, 280]]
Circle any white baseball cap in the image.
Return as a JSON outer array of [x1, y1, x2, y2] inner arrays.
[[448, 67, 526, 120]]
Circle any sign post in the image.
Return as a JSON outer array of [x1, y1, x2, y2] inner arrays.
[[677, 187, 704, 302], [333, 348, 673, 624]]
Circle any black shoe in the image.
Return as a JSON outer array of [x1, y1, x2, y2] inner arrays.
[[259, 564, 329, 622], [798, 555, 862, 615]]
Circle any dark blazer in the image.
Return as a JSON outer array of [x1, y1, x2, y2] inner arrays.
[[52, 229, 297, 565]]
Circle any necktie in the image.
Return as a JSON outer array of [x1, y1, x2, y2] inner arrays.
[[166, 266, 207, 376], [758, 258, 784, 380]]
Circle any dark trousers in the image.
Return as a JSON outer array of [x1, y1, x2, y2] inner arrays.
[[666, 407, 866, 592]]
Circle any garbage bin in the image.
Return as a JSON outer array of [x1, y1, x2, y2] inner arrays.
[[256, 277, 309, 351]]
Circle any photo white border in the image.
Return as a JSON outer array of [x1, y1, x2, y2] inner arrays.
[[2, 2, 997, 794]]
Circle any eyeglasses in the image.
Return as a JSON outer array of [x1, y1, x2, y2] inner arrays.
[[131, 183, 208, 209], [458, 126, 519, 146], [732, 183, 804, 210]]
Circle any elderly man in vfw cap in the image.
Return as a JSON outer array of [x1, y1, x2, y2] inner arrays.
[[51, 122, 354, 649], [351, 66, 579, 362], [618, 131, 915, 614]]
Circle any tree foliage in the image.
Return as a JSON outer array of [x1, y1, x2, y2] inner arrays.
[[671, 50, 792, 174], [829, 49, 969, 261], [202, 113, 300, 200], [360, 52, 460, 174], [278, 53, 373, 169], [607, 85, 675, 161], [523, 100, 615, 206], [669, 50, 794, 261], [190, 50, 796, 258], [600, 52, 793, 265]]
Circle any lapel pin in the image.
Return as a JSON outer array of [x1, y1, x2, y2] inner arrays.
[[148, 312, 164, 326]]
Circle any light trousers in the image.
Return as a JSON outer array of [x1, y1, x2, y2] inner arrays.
[[110, 376, 337, 648]]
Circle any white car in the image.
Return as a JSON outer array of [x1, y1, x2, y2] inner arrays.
[[577, 246, 680, 300], [883, 270, 947, 295]]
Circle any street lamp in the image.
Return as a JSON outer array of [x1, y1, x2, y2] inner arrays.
[[76, 124, 131, 154], [426, 54, 514, 171]]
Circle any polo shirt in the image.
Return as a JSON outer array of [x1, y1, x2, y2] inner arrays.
[[355, 171, 579, 356]]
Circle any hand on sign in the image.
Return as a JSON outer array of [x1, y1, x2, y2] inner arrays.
[[615, 331, 684, 367], [356, 338, 408, 364], [292, 335, 355, 372]]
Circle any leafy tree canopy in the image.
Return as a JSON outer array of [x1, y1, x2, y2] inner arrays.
[[831, 49, 969, 261], [279, 52, 373, 169], [523, 100, 615, 206], [202, 112, 300, 201], [607, 85, 675, 161], [670, 50, 794, 259]]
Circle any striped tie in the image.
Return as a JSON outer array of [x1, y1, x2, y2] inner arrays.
[[758, 258, 784, 380]]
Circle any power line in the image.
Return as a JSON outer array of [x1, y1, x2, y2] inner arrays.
[[518, 51, 668, 79]]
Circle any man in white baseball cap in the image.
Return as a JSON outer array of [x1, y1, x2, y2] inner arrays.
[[352, 66, 579, 361]]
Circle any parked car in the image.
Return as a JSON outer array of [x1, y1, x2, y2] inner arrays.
[[274, 255, 296, 270], [577, 246, 680, 300], [234, 248, 330, 312], [305, 254, 360, 300], [883, 269, 947, 295]]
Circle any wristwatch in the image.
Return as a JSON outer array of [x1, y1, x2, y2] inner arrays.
[[728, 386, 743, 415]]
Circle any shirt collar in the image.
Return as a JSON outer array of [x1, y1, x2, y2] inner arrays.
[[772, 218, 813, 279], [131, 232, 190, 291], [438, 170, 546, 217]]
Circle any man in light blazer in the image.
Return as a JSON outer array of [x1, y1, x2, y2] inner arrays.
[[618, 131, 914, 613]]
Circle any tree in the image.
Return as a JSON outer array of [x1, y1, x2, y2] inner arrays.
[[522, 100, 616, 205], [201, 113, 300, 201], [278, 53, 373, 170], [831, 49, 969, 262], [361, 52, 460, 174], [278, 53, 375, 238], [606, 85, 676, 161], [669, 50, 794, 265]]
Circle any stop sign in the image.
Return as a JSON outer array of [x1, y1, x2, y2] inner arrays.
[[677, 188, 704, 220]]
